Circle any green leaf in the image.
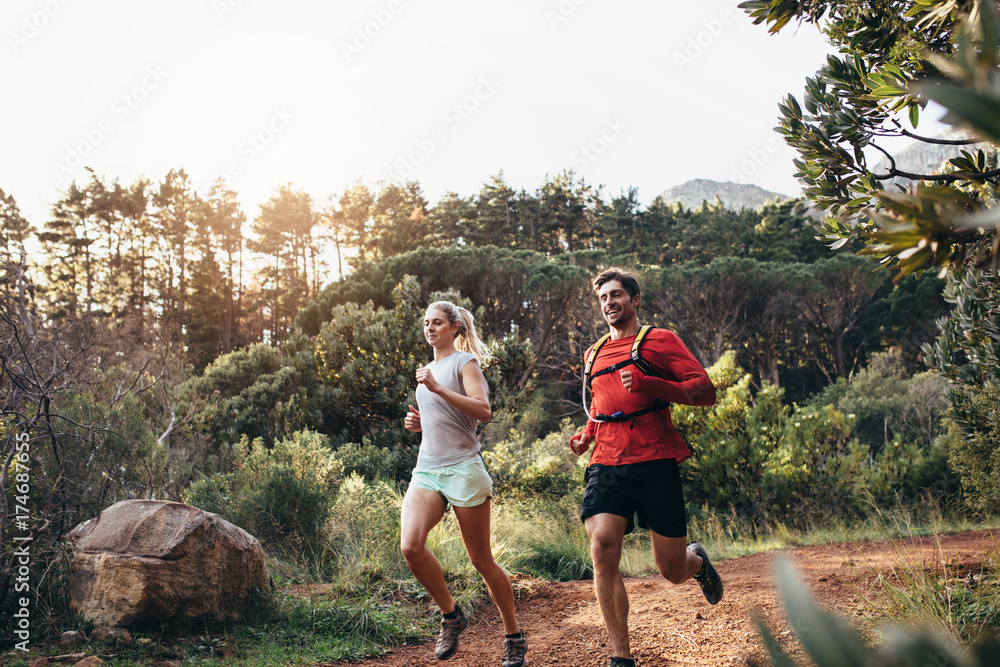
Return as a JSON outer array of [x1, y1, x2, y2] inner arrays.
[[980, 0, 1000, 57], [870, 85, 910, 97], [752, 612, 799, 667], [916, 83, 1000, 143], [775, 556, 871, 666], [879, 625, 978, 667], [974, 638, 1000, 665], [884, 63, 905, 79]]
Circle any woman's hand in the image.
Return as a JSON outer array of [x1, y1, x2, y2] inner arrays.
[[415, 364, 443, 394], [414, 360, 491, 423], [404, 405, 421, 432]]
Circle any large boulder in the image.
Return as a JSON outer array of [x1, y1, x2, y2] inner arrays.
[[68, 500, 268, 629]]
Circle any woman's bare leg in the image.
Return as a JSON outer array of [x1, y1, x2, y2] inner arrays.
[[453, 498, 519, 635], [400, 486, 454, 612]]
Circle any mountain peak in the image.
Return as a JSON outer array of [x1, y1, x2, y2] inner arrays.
[[659, 179, 791, 211]]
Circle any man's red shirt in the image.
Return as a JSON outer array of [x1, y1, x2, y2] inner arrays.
[[577, 328, 716, 466]]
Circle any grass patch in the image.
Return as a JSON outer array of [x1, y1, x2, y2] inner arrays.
[[846, 509, 1000, 649], [516, 528, 593, 581], [5, 585, 428, 667], [493, 497, 593, 581]]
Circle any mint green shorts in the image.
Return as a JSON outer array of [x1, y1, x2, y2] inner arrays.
[[410, 455, 493, 508]]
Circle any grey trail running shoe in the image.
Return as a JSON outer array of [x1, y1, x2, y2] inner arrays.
[[435, 605, 469, 660], [689, 541, 723, 604], [502, 631, 527, 667], [608, 657, 636, 667]]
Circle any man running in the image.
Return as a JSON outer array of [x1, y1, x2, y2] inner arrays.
[[569, 267, 722, 667]]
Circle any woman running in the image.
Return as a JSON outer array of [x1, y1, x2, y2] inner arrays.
[[401, 301, 527, 667]]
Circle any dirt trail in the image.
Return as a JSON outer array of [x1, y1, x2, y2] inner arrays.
[[324, 531, 996, 667]]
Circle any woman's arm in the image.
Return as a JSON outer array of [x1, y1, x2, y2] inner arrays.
[[415, 361, 492, 423]]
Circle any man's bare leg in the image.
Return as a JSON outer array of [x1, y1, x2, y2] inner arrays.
[[585, 513, 631, 660], [652, 531, 724, 604], [649, 531, 702, 584]]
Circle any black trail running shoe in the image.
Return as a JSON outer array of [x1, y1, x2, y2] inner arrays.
[[435, 605, 469, 660], [608, 657, 636, 667], [502, 631, 527, 667], [689, 542, 723, 604]]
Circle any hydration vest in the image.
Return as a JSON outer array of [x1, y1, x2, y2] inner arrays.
[[583, 325, 671, 426]]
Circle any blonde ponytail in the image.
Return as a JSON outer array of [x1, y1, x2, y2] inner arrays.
[[428, 301, 493, 364]]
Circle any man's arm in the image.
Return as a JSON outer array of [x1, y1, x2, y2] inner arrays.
[[569, 343, 600, 455], [621, 330, 716, 406]]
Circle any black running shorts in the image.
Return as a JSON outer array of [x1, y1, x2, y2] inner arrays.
[[579, 458, 687, 537]]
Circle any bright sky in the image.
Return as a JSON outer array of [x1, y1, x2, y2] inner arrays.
[[2, 0, 941, 227]]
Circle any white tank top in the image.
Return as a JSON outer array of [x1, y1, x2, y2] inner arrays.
[[414, 351, 488, 469]]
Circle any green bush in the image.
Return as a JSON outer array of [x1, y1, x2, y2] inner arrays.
[[186, 429, 343, 546], [508, 503, 593, 581], [808, 351, 949, 454], [242, 429, 344, 494], [861, 434, 955, 505], [767, 403, 867, 520], [334, 438, 416, 482], [677, 351, 952, 532], [283, 593, 421, 645], [244, 466, 332, 545], [484, 418, 587, 499], [946, 385, 1000, 512], [924, 269, 1000, 511], [187, 343, 283, 397], [185, 475, 230, 517]]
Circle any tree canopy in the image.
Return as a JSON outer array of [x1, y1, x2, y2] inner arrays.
[[741, 0, 1000, 507]]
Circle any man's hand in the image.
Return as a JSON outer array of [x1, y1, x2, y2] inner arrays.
[[621, 369, 634, 392], [404, 405, 422, 432], [569, 432, 594, 456]]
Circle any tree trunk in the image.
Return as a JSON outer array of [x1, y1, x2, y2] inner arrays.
[[223, 249, 234, 353]]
